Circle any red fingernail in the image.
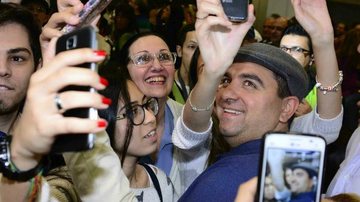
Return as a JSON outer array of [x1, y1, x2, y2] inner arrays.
[[102, 97, 112, 105], [94, 50, 107, 56], [100, 77, 109, 86], [97, 120, 107, 128]]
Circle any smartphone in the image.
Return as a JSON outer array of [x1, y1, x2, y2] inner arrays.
[[62, 0, 113, 33], [51, 26, 98, 153], [257, 132, 326, 202], [221, 0, 249, 23]]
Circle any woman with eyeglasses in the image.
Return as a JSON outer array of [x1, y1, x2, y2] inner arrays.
[[96, 70, 178, 201]]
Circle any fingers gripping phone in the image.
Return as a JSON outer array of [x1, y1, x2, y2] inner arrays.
[[221, 0, 249, 23], [62, 0, 113, 33], [257, 132, 326, 202], [51, 26, 98, 153]]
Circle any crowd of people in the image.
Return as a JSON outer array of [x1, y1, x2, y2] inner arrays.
[[0, 0, 360, 201]]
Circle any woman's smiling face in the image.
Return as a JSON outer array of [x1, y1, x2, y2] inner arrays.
[[127, 35, 175, 99]]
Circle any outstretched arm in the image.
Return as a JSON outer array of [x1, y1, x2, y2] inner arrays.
[[1, 48, 107, 201], [292, 0, 342, 119], [183, 0, 255, 132]]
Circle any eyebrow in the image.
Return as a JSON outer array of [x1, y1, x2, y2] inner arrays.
[[239, 73, 265, 88], [7, 48, 32, 55]]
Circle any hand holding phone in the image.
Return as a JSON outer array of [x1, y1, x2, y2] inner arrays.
[[221, 0, 249, 23], [51, 26, 98, 153], [257, 132, 326, 202], [62, 0, 112, 33]]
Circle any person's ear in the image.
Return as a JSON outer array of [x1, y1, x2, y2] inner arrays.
[[357, 43, 360, 54], [176, 45, 182, 57], [279, 96, 299, 123]]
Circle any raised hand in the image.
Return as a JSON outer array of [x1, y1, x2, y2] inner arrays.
[[40, 2, 82, 64], [291, 0, 333, 41], [10, 48, 108, 171], [195, 0, 255, 77]]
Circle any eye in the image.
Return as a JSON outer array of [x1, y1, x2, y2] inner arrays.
[[220, 76, 231, 84], [134, 53, 152, 65], [158, 52, 172, 62], [187, 44, 197, 50], [10, 56, 25, 63], [292, 47, 303, 53], [243, 80, 257, 89], [219, 76, 231, 88]]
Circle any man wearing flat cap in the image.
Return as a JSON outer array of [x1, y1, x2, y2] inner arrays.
[[288, 162, 318, 202], [172, 0, 342, 201]]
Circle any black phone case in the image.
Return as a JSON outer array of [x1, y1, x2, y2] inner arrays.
[[221, 0, 249, 22], [51, 26, 97, 153]]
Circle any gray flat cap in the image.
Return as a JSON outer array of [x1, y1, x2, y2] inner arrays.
[[234, 43, 308, 100]]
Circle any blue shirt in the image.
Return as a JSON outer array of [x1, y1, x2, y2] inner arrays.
[[290, 191, 316, 202], [154, 104, 174, 176], [179, 139, 262, 202]]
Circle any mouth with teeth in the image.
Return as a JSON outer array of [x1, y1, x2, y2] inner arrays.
[[144, 130, 157, 139], [223, 108, 243, 115], [145, 76, 166, 85]]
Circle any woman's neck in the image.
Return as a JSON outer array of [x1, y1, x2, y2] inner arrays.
[[120, 155, 148, 188], [178, 66, 189, 86]]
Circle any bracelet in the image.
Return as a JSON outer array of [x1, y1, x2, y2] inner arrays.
[[188, 90, 215, 112], [315, 71, 343, 95]]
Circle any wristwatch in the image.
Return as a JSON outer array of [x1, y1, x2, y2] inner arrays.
[[0, 132, 44, 182]]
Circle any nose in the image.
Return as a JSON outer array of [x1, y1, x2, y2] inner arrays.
[[218, 82, 239, 104], [151, 55, 165, 71], [0, 57, 11, 77]]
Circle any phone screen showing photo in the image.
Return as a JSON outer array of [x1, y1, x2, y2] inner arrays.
[[258, 133, 325, 202], [264, 149, 321, 202]]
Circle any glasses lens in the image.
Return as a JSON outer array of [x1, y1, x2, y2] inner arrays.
[[157, 51, 174, 64], [134, 53, 153, 65], [131, 105, 145, 125], [145, 98, 159, 116]]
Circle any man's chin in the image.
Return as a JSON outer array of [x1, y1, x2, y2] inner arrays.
[[0, 102, 21, 115]]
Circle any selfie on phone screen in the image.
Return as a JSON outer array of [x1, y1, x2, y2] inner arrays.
[[258, 133, 326, 202]]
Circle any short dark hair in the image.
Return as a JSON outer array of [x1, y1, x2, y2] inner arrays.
[[188, 47, 200, 90], [0, 3, 42, 68], [176, 23, 195, 46], [282, 23, 313, 53], [21, 0, 50, 14], [274, 73, 291, 99]]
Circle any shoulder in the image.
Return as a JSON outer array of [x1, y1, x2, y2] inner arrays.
[[180, 155, 258, 201], [146, 164, 177, 201], [166, 98, 183, 119]]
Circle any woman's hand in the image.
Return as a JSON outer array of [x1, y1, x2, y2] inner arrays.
[[291, 0, 333, 43], [10, 48, 109, 171]]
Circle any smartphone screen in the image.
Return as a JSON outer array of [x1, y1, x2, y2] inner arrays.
[[62, 0, 113, 33], [221, 0, 249, 22], [257, 132, 326, 202], [51, 26, 98, 153]]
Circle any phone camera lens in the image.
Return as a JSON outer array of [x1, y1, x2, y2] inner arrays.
[[66, 36, 77, 50]]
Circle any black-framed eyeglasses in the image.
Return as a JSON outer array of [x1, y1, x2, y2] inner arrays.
[[129, 50, 177, 67], [280, 46, 311, 56], [116, 97, 159, 126]]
